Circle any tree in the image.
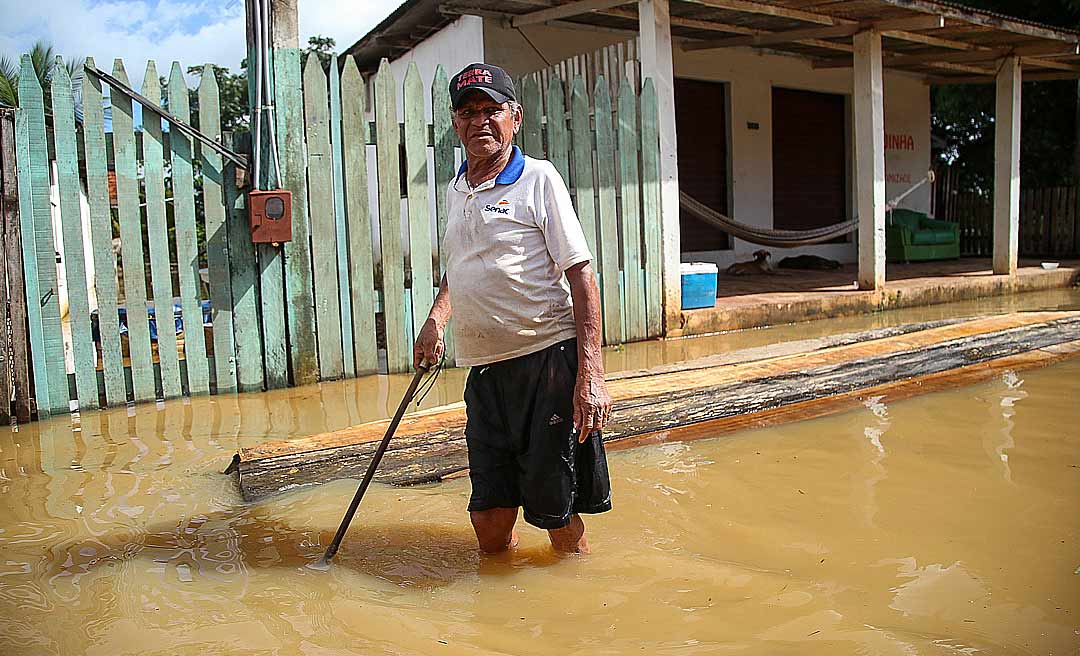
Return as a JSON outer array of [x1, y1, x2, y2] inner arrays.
[[932, 1, 1080, 188], [302, 35, 336, 71], [186, 64, 250, 133], [0, 40, 84, 113]]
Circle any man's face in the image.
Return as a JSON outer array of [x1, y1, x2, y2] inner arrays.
[[452, 91, 522, 160]]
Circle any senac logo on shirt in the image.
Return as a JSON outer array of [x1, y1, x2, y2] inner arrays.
[[483, 199, 512, 215]]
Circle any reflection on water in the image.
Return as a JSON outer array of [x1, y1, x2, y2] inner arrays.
[[1, 289, 1078, 654]]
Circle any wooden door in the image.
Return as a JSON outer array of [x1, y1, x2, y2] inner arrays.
[[675, 78, 730, 251], [772, 87, 847, 231]]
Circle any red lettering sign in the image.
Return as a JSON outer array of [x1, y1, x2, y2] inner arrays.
[[884, 133, 915, 151]]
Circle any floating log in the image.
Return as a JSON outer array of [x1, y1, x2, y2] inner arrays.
[[233, 312, 1080, 502]]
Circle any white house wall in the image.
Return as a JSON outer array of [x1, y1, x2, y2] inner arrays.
[[483, 21, 932, 268]]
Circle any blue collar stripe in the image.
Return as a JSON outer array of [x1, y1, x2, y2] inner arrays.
[[456, 146, 525, 185]]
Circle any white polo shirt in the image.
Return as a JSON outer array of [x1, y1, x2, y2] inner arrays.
[[444, 146, 592, 367]]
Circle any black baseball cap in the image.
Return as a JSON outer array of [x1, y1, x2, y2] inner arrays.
[[450, 63, 517, 109]]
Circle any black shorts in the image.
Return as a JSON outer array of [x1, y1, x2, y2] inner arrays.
[[463, 338, 612, 530]]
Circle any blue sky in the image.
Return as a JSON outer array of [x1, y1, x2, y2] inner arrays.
[[2, 0, 400, 88]]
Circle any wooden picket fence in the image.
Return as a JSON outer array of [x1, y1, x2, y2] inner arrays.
[[934, 168, 1080, 258], [4, 52, 662, 420]]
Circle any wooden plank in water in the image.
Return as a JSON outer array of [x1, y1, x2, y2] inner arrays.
[[302, 55, 344, 380], [340, 58, 378, 376], [82, 59, 126, 406], [142, 63, 183, 400], [110, 60, 156, 403], [234, 312, 1080, 501], [168, 62, 211, 396]]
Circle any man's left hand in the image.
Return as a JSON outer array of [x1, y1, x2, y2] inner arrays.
[[573, 371, 612, 442]]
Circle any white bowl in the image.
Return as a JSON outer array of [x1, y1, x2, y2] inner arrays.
[[1041, 262, 1059, 270]]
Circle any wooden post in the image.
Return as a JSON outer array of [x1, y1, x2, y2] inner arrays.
[[2, 110, 31, 422], [993, 56, 1021, 276], [272, 0, 318, 385], [0, 111, 13, 422], [854, 30, 886, 292], [637, 0, 681, 331]]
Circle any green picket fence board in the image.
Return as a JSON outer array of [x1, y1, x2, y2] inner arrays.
[[545, 76, 570, 184], [302, 55, 344, 380], [639, 78, 663, 339], [19, 55, 68, 414], [340, 58, 378, 376], [168, 62, 210, 395], [431, 65, 456, 365], [110, 59, 156, 402], [141, 63, 183, 399], [255, 42, 289, 391], [223, 133, 264, 392], [82, 59, 126, 406], [569, 76, 597, 260], [258, 245, 288, 389], [593, 77, 623, 346], [521, 76, 544, 158], [13, 107, 50, 417], [404, 62, 435, 345], [50, 62, 99, 409], [617, 77, 645, 342], [275, 46, 319, 386], [199, 66, 237, 394], [328, 54, 355, 378], [374, 59, 410, 374]]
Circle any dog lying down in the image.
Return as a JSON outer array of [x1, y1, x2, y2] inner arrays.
[[725, 251, 843, 275], [725, 250, 780, 275]]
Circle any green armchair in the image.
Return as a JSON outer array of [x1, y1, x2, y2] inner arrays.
[[885, 209, 960, 263]]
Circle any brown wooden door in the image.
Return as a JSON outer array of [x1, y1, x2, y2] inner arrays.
[[675, 78, 730, 251], [771, 87, 847, 231]]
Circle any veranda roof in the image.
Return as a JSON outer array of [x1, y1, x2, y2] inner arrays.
[[344, 0, 1080, 83]]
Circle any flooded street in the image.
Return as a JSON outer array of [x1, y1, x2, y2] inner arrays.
[[1, 289, 1078, 655]]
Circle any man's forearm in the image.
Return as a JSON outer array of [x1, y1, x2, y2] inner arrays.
[[566, 262, 603, 377], [426, 275, 453, 328]]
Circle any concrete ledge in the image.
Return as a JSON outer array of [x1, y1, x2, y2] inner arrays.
[[669, 259, 1079, 337]]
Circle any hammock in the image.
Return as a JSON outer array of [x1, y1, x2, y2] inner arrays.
[[679, 172, 935, 249]]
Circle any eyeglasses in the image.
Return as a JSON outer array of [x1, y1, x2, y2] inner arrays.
[[453, 105, 509, 121]]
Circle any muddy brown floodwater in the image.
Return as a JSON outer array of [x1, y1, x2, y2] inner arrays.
[[1, 289, 1078, 655]]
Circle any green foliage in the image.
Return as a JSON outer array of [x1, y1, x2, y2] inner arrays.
[[932, 1, 1080, 190], [186, 64, 250, 133], [0, 40, 84, 113]]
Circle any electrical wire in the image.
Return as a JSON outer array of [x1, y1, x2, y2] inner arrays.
[[261, 0, 282, 188], [251, 0, 263, 190]]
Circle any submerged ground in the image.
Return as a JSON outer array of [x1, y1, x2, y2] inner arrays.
[[1, 289, 1078, 655]]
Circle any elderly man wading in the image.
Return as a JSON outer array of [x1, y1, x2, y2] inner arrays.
[[413, 63, 612, 554]]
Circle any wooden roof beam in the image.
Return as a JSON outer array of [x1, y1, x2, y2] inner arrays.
[[683, 15, 944, 51], [878, 0, 1080, 43], [931, 70, 1080, 84], [814, 43, 1080, 72], [510, 0, 634, 27]]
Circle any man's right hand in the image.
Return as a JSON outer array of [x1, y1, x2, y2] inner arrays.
[[413, 317, 444, 370]]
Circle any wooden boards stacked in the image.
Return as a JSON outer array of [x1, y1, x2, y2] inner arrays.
[[232, 312, 1080, 502]]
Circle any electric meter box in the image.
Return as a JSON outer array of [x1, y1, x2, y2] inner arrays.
[[249, 189, 293, 244]]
